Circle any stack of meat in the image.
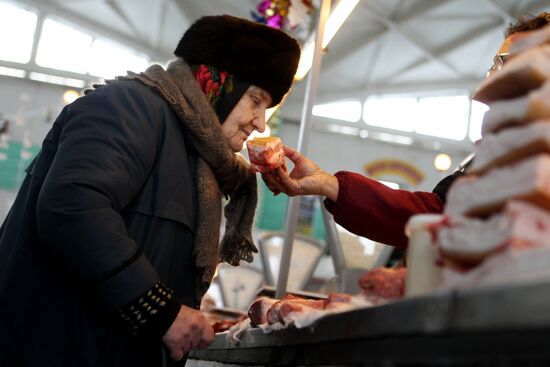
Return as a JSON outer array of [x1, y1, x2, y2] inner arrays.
[[433, 25, 550, 288]]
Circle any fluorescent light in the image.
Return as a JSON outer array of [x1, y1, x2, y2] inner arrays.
[[295, 40, 315, 81], [0, 66, 26, 78], [371, 131, 414, 145], [322, 0, 360, 48], [294, 0, 359, 81], [326, 123, 359, 136], [29, 72, 86, 88], [313, 100, 362, 122]]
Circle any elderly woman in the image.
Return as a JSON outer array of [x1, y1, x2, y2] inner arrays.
[[0, 15, 300, 366]]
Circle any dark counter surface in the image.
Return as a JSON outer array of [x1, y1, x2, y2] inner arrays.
[[190, 279, 550, 366]]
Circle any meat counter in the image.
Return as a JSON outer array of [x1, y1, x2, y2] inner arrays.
[[188, 278, 550, 366]]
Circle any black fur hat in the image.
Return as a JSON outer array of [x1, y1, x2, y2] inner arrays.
[[174, 15, 300, 107]]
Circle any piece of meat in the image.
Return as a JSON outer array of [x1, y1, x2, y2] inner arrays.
[[247, 297, 278, 326], [469, 121, 550, 175], [474, 45, 550, 103], [440, 246, 550, 290], [480, 80, 550, 135], [358, 267, 407, 301], [325, 293, 352, 304], [212, 319, 238, 333], [246, 136, 286, 173], [437, 200, 550, 265], [445, 154, 550, 217], [266, 296, 325, 325]]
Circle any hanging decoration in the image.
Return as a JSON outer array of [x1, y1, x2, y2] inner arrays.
[[251, 0, 314, 42]]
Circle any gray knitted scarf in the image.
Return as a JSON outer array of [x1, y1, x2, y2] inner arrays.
[[102, 59, 258, 299]]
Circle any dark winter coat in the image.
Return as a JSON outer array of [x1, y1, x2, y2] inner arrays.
[[0, 80, 199, 366]]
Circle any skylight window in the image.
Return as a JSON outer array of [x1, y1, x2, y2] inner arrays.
[[415, 96, 469, 140], [36, 18, 92, 74], [0, 3, 37, 63], [363, 96, 416, 132], [312, 100, 361, 122], [89, 39, 149, 79], [469, 100, 489, 142]]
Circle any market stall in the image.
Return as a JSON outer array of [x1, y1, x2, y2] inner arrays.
[[190, 278, 550, 366]]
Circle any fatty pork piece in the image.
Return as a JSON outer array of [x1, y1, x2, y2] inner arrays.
[[445, 154, 550, 217], [266, 295, 325, 325], [358, 267, 407, 302], [437, 200, 550, 266], [481, 79, 550, 136], [474, 45, 550, 104], [469, 121, 550, 175], [247, 297, 278, 327], [246, 136, 286, 173]]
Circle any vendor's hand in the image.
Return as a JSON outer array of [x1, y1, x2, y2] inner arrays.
[[261, 145, 339, 201], [162, 305, 215, 361]]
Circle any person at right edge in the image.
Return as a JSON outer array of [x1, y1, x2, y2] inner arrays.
[[262, 13, 550, 248]]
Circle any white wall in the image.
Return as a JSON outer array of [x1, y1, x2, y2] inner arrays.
[[0, 75, 72, 220]]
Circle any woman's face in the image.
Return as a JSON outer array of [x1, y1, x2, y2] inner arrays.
[[222, 85, 272, 152]]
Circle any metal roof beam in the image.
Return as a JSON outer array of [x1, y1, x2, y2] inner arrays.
[[105, 0, 144, 40], [386, 19, 504, 82], [363, 1, 465, 79], [323, 0, 453, 70]]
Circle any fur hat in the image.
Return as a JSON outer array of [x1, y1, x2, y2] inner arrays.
[[174, 15, 300, 107]]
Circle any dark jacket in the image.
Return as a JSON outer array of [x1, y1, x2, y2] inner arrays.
[[0, 80, 199, 366]]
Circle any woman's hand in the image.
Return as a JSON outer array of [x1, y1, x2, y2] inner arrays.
[[261, 145, 339, 202], [162, 305, 215, 361]]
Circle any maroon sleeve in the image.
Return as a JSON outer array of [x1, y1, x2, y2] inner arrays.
[[324, 171, 444, 248]]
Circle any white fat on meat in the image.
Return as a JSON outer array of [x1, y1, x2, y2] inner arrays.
[[246, 136, 285, 173], [445, 154, 550, 217], [470, 121, 550, 174], [440, 246, 550, 290], [481, 80, 550, 136], [437, 200, 550, 264], [474, 45, 550, 104]]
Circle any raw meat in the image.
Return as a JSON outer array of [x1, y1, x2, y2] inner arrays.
[[481, 80, 550, 135], [358, 267, 407, 301], [445, 154, 550, 217], [437, 200, 550, 265], [247, 297, 278, 326], [266, 296, 325, 325], [474, 45, 550, 103], [246, 136, 286, 173], [469, 121, 550, 174]]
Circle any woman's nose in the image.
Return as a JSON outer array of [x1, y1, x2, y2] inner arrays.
[[254, 111, 266, 133]]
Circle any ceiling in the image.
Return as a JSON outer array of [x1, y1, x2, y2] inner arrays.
[[8, 0, 550, 151]]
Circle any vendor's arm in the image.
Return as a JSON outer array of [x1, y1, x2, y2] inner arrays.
[[262, 145, 443, 247], [323, 172, 443, 247]]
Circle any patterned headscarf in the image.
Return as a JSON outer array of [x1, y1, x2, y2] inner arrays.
[[192, 64, 250, 123]]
